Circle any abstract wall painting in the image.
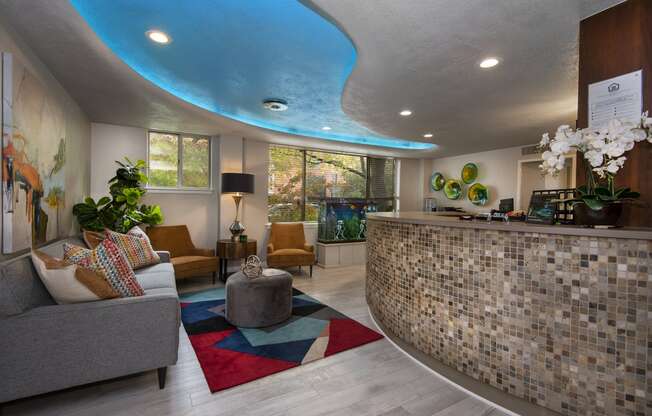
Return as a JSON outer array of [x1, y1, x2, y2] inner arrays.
[[1, 52, 66, 253]]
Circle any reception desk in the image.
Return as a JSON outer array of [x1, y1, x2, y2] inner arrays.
[[366, 212, 651, 416]]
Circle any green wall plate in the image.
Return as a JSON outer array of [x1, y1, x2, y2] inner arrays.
[[468, 183, 489, 206], [461, 163, 478, 184], [443, 179, 463, 200], [430, 172, 445, 191]]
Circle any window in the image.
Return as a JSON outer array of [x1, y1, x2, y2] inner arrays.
[[147, 131, 211, 189], [268, 145, 396, 222]]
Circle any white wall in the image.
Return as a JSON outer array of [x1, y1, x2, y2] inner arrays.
[[398, 158, 423, 211], [0, 15, 91, 255], [423, 145, 535, 212], [90, 123, 219, 248]]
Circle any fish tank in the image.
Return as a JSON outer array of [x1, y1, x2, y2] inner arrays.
[[317, 198, 381, 243]]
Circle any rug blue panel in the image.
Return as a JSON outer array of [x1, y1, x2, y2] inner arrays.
[[180, 299, 225, 324], [217, 329, 317, 363], [239, 316, 328, 346], [69, 0, 434, 150], [179, 287, 225, 302]]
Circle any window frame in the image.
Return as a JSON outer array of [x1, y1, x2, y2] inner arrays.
[[146, 130, 212, 193], [268, 144, 397, 223]]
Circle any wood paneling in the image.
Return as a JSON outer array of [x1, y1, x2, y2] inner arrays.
[[576, 0, 652, 227]]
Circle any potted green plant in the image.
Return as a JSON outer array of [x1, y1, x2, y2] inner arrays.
[[538, 113, 651, 226], [73, 158, 163, 232]]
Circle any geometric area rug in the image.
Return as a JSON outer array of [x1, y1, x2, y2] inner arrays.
[[179, 287, 383, 393]]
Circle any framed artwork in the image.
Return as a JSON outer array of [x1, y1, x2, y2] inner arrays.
[[526, 194, 556, 225], [2, 52, 66, 253]]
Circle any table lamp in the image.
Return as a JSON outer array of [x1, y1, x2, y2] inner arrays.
[[221, 173, 255, 240]]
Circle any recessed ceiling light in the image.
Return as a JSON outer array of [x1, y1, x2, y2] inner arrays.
[[423, 133, 433, 138], [262, 99, 288, 112], [399, 110, 412, 116], [322, 126, 332, 131], [146, 30, 171, 44], [479, 57, 500, 69]]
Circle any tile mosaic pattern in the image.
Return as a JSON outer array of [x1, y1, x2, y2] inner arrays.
[[366, 219, 651, 416]]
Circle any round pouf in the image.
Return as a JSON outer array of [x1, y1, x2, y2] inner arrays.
[[225, 270, 293, 328]]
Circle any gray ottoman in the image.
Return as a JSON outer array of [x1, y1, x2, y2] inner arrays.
[[225, 270, 293, 328]]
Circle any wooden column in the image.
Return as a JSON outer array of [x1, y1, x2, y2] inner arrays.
[[576, 0, 652, 227]]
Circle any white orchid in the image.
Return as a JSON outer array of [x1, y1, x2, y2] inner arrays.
[[539, 133, 550, 147], [584, 150, 603, 168], [538, 112, 651, 178]]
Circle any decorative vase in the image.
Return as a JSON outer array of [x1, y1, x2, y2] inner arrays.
[[573, 202, 623, 227]]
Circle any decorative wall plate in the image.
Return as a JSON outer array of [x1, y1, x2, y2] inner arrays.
[[468, 183, 489, 206], [461, 163, 478, 184], [430, 172, 445, 191], [443, 179, 463, 200]]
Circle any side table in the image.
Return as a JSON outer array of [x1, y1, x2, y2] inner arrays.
[[216, 239, 257, 282]]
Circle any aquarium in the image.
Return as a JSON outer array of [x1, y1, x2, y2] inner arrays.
[[317, 198, 380, 243]]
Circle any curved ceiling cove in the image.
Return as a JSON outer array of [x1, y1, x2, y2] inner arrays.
[[70, 0, 434, 150]]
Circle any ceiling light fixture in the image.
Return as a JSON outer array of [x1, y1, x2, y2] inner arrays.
[[399, 110, 412, 116], [423, 133, 433, 138], [479, 57, 500, 69], [322, 126, 332, 131], [146, 30, 171, 44], [262, 99, 288, 112]]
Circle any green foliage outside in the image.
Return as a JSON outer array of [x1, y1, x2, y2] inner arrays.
[[73, 158, 164, 233], [268, 146, 394, 222], [149, 133, 178, 187], [148, 133, 210, 188], [182, 137, 210, 188]]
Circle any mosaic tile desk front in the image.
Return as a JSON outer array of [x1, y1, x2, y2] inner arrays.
[[366, 219, 651, 416]]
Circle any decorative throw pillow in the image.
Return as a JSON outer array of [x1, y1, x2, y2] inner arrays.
[[31, 250, 119, 304], [105, 229, 160, 270], [127, 226, 151, 243], [63, 239, 145, 298], [82, 230, 105, 249]]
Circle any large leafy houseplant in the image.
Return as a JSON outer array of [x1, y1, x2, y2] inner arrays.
[[73, 158, 163, 232], [538, 113, 651, 224]]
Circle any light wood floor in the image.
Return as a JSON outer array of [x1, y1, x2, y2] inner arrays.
[[4, 265, 509, 416]]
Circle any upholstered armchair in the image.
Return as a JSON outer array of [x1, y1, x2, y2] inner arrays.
[[266, 223, 316, 277], [146, 225, 218, 283]]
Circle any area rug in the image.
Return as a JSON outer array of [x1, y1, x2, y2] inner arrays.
[[179, 287, 383, 392]]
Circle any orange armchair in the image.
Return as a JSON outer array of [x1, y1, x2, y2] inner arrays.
[[146, 225, 218, 283], [266, 223, 316, 277]]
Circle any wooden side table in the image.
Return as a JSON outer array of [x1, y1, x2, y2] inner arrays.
[[216, 239, 257, 282]]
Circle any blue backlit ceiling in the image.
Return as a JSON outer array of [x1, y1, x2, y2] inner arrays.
[[70, 0, 434, 150]]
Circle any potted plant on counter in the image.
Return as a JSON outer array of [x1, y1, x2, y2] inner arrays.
[[538, 113, 651, 226]]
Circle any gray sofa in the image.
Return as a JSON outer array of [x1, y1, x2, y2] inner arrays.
[[0, 237, 180, 404]]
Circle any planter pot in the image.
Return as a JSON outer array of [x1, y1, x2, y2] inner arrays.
[[573, 202, 623, 227]]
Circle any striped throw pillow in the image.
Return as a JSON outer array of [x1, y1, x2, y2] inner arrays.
[[63, 239, 144, 298], [106, 229, 160, 270]]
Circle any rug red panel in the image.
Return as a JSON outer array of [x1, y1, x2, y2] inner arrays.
[[189, 331, 299, 392], [324, 318, 384, 357]]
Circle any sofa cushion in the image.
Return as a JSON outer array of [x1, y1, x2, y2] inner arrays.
[[171, 256, 217, 278], [31, 251, 119, 304], [0, 238, 85, 317], [0, 256, 54, 317], [105, 229, 160, 270], [267, 248, 315, 266], [269, 223, 306, 250], [135, 263, 176, 290], [64, 240, 145, 298]]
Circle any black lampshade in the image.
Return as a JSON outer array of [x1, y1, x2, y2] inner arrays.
[[221, 173, 254, 194]]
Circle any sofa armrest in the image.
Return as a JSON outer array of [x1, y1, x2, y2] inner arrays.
[[156, 251, 171, 263], [0, 292, 180, 403], [267, 243, 274, 254], [189, 247, 215, 257], [303, 244, 314, 253]]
